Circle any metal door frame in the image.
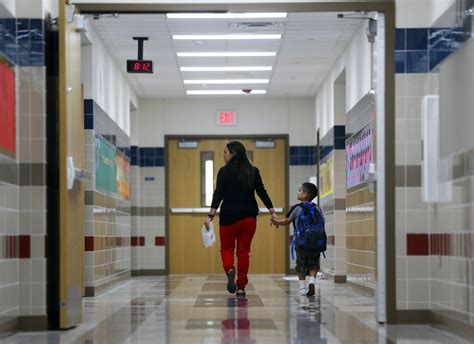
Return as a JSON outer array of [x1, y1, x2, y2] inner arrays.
[[165, 134, 290, 274]]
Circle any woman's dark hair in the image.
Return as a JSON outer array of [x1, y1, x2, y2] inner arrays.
[[301, 182, 318, 200], [226, 141, 255, 190]]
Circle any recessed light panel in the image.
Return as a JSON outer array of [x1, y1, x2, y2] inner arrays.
[[172, 34, 281, 40], [177, 52, 277, 57], [167, 13, 287, 19], [180, 66, 272, 72], [186, 90, 267, 95], [184, 79, 269, 84]]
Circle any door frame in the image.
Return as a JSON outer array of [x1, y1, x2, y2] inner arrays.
[[75, 0, 396, 324], [165, 134, 290, 274]]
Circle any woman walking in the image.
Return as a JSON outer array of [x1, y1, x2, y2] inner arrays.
[[205, 141, 277, 296]]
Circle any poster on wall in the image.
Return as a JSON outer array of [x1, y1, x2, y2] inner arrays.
[[346, 124, 373, 189], [95, 135, 117, 194], [116, 151, 130, 199], [319, 154, 334, 199], [0, 62, 16, 158]]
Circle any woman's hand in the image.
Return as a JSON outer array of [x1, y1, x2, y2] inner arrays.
[[204, 212, 215, 231], [204, 217, 212, 231]]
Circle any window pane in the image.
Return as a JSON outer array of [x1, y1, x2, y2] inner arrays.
[[201, 151, 214, 206]]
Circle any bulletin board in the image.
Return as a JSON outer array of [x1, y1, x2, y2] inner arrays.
[[346, 124, 373, 189]]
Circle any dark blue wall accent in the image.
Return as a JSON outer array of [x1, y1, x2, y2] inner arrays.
[[133, 147, 165, 167], [0, 18, 45, 66], [395, 27, 465, 73], [84, 99, 94, 130], [319, 125, 345, 161], [130, 146, 138, 166], [290, 146, 316, 166]]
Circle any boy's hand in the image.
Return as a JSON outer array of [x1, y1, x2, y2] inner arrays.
[[270, 217, 280, 228]]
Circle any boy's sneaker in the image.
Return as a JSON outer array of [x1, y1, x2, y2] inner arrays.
[[226, 269, 237, 294], [298, 287, 307, 296], [306, 283, 315, 296]]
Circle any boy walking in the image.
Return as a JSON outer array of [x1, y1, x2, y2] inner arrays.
[[271, 182, 325, 296]]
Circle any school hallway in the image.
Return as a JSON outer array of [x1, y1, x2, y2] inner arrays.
[[1, 275, 467, 344], [1, 0, 474, 342]]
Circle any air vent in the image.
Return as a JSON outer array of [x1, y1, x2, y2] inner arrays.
[[229, 22, 285, 31]]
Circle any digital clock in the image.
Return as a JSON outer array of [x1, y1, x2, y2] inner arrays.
[[126, 60, 153, 74]]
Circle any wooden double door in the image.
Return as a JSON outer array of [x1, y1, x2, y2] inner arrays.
[[167, 138, 287, 274]]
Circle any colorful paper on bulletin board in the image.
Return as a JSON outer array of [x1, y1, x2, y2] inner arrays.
[[95, 135, 117, 194], [116, 152, 130, 199], [0, 62, 16, 158], [319, 154, 334, 199], [346, 125, 373, 189]]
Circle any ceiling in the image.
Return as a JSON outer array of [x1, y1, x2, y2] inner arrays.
[[88, 12, 362, 98]]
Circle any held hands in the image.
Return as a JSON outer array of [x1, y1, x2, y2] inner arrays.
[[269, 212, 279, 228]]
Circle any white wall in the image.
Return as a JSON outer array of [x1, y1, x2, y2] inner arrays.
[[396, 0, 456, 27], [2, 0, 15, 15], [82, 23, 138, 136], [314, 21, 371, 137], [43, 0, 58, 18], [138, 97, 315, 146]]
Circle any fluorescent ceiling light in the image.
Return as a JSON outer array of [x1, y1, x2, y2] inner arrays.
[[172, 34, 281, 40], [184, 79, 269, 84], [167, 13, 287, 19], [187, 90, 267, 95], [180, 66, 272, 72], [177, 52, 277, 57]]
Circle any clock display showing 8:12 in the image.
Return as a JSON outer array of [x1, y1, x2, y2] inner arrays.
[[126, 60, 153, 74]]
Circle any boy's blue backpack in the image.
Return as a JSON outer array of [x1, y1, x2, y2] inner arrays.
[[291, 201, 326, 259]]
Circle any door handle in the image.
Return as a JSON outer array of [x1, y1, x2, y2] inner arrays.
[[67, 156, 92, 189], [74, 168, 92, 181]]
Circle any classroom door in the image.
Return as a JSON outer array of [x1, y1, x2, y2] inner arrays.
[[168, 138, 287, 274]]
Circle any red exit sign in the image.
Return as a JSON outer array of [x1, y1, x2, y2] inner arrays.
[[218, 111, 236, 126]]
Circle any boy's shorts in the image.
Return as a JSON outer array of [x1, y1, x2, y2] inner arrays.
[[295, 250, 320, 275]]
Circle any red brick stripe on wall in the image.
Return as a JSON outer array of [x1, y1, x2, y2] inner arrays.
[[407, 233, 473, 257], [155, 236, 165, 246], [327, 235, 335, 246], [85, 236, 94, 251], [0, 235, 31, 259], [406, 234, 429, 255], [131, 236, 145, 247]]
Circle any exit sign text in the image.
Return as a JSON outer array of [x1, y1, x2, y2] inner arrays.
[[217, 111, 236, 126]]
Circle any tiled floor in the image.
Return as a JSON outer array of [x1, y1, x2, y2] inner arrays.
[[1, 275, 469, 343]]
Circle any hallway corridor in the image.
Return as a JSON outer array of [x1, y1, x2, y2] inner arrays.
[[1, 276, 468, 344]]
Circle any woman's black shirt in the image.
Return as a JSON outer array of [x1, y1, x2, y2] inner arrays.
[[210, 163, 274, 225]]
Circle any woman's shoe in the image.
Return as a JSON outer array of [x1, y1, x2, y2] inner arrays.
[[226, 269, 237, 294], [236, 289, 246, 296]]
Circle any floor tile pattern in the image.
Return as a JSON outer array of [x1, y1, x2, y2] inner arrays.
[[1, 275, 469, 343]]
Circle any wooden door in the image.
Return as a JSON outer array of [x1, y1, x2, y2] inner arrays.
[[168, 138, 286, 274], [58, 1, 84, 328]]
